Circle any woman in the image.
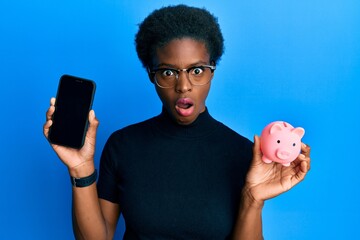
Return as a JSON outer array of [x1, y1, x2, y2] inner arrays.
[[43, 5, 311, 240]]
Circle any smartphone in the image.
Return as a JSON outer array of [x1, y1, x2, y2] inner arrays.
[[48, 74, 96, 149]]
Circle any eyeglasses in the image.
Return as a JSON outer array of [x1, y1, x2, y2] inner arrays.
[[149, 65, 216, 88]]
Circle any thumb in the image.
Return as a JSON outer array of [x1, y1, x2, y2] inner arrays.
[[252, 135, 263, 164], [86, 110, 99, 142]]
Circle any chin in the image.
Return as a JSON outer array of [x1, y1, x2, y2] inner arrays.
[[171, 112, 193, 126]]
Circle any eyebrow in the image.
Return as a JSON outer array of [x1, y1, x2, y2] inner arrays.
[[155, 61, 209, 69]]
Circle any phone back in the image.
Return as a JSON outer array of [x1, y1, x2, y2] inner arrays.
[[49, 75, 96, 149]]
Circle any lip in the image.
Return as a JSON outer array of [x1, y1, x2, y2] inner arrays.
[[175, 98, 195, 117]]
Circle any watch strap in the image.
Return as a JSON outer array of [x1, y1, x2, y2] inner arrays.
[[70, 169, 97, 188]]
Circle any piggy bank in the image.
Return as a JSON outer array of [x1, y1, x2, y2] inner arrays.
[[260, 121, 305, 166]]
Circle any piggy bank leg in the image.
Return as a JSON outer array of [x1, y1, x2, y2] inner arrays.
[[282, 162, 291, 167], [262, 156, 273, 164]]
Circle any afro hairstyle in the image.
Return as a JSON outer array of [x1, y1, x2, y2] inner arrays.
[[135, 4, 224, 69]]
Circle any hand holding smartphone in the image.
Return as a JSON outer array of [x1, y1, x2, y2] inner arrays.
[[48, 75, 96, 149]]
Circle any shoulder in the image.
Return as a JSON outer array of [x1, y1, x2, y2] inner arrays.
[[107, 116, 156, 142], [215, 121, 253, 147], [211, 119, 254, 163], [100, 116, 157, 165], [206, 118, 253, 176]]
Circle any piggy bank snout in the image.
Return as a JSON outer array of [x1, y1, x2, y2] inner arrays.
[[276, 149, 291, 160]]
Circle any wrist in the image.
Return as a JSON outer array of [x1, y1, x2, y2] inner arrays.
[[70, 169, 97, 188], [68, 161, 95, 178], [241, 186, 265, 210]]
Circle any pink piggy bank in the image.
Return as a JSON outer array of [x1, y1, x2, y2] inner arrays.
[[260, 121, 305, 166]]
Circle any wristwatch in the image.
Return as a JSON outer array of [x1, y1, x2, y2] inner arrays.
[[70, 169, 97, 188]]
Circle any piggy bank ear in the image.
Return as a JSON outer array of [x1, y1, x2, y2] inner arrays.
[[270, 123, 284, 134], [292, 127, 305, 138]]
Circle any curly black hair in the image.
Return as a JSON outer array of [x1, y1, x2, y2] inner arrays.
[[135, 4, 224, 69]]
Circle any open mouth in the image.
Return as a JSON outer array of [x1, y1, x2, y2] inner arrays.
[[177, 102, 193, 109], [175, 98, 194, 117]]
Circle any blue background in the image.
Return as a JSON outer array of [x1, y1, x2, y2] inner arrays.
[[0, 0, 359, 239]]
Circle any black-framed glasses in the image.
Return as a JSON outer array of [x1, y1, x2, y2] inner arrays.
[[149, 64, 216, 88]]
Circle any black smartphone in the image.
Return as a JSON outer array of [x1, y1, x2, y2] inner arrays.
[[48, 74, 96, 149]]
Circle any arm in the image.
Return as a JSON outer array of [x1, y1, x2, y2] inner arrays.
[[43, 98, 120, 239], [232, 190, 264, 240], [232, 135, 311, 240], [72, 184, 120, 239]]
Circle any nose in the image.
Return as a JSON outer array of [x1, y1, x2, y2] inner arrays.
[[276, 149, 291, 160], [175, 71, 192, 93]]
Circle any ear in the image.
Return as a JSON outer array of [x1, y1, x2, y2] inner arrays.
[[270, 123, 284, 134], [292, 127, 305, 138]]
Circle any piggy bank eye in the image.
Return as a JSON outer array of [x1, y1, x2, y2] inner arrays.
[[277, 140, 281, 144], [293, 143, 296, 147]]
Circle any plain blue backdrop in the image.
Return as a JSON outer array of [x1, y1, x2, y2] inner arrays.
[[0, 0, 359, 239]]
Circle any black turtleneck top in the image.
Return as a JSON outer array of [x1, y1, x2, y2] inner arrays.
[[97, 108, 253, 239]]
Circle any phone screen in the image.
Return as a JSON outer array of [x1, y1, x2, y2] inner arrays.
[[49, 75, 96, 149]]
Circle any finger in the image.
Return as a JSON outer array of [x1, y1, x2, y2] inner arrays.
[[43, 119, 53, 138], [294, 160, 308, 182], [300, 142, 311, 171], [44, 98, 56, 138], [50, 97, 56, 106], [46, 105, 55, 121], [301, 142, 311, 157], [46, 97, 56, 121]]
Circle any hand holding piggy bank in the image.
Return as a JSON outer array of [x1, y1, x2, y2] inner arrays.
[[260, 121, 305, 166]]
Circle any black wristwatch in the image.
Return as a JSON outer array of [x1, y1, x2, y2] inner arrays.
[[70, 169, 97, 188]]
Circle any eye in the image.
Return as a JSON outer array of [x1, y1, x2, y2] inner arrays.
[[161, 69, 175, 77], [293, 143, 296, 147], [277, 140, 280, 144], [190, 67, 204, 76]]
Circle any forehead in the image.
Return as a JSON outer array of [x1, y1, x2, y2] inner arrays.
[[153, 38, 210, 67]]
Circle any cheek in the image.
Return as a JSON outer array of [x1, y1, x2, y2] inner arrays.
[[155, 87, 164, 101], [262, 137, 283, 154], [154, 83, 211, 109], [291, 142, 302, 157], [265, 141, 278, 155], [197, 85, 211, 103], [155, 87, 175, 106]]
